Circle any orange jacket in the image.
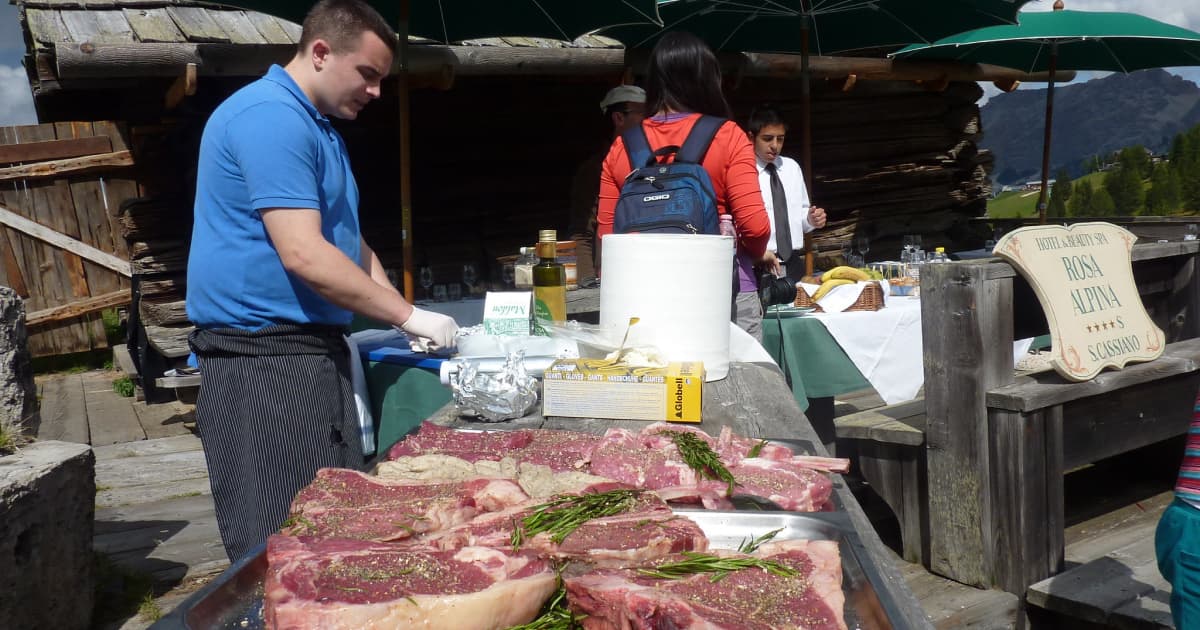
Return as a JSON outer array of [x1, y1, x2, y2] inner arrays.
[[596, 113, 771, 259]]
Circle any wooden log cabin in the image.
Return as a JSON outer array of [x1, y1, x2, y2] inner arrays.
[[5, 0, 1064, 366]]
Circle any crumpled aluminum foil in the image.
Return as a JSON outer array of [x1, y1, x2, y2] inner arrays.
[[448, 350, 539, 422]]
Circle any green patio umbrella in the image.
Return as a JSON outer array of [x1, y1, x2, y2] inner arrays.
[[204, 0, 663, 298], [892, 6, 1200, 223], [603, 0, 1029, 272]]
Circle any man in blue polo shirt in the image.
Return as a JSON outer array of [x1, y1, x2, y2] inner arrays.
[[186, 0, 458, 562]]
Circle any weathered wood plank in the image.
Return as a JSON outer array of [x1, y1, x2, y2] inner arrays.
[[106, 516, 228, 584], [0, 204, 132, 276], [139, 297, 188, 326], [60, 10, 136, 44], [25, 8, 72, 45], [1064, 491, 1172, 565], [857, 441, 929, 565], [96, 476, 209, 509], [244, 11, 295, 44], [94, 447, 207, 491], [1060, 373, 1199, 470], [26, 289, 129, 327], [922, 261, 1014, 587], [1027, 536, 1168, 627], [0, 135, 111, 164], [93, 433, 201, 461], [165, 7, 231, 43], [122, 7, 187, 43], [95, 493, 217, 535], [834, 400, 926, 446], [83, 371, 145, 445], [988, 406, 1064, 595], [987, 338, 1200, 412], [0, 227, 29, 297], [133, 399, 195, 440], [35, 374, 89, 443], [0, 149, 134, 181], [146, 324, 194, 358], [208, 11, 268, 45]]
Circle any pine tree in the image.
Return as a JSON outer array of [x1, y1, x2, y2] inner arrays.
[[1118, 146, 1152, 179], [1047, 169, 1071, 218], [1091, 187, 1117, 217], [1104, 165, 1144, 215], [1068, 179, 1093, 217], [1145, 163, 1181, 215]]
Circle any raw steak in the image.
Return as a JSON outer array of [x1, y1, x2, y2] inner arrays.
[[427, 488, 708, 568], [376, 454, 611, 498], [283, 468, 528, 541], [565, 539, 847, 630], [265, 535, 557, 630], [386, 421, 601, 471]]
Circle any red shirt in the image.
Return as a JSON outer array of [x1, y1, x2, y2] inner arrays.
[[596, 113, 771, 259]]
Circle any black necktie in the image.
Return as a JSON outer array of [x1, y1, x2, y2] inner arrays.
[[766, 163, 792, 262]]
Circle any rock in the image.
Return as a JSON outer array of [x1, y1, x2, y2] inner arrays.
[[0, 287, 38, 436], [0, 441, 95, 630]]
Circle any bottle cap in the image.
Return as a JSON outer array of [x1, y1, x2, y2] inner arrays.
[[538, 229, 557, 243], [935, 247, 946, 253]]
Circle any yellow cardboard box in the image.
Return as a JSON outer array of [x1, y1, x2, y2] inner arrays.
[[542, 359, 704, 423]]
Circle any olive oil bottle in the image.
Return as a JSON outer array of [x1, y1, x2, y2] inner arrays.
[[533, 229, 567, 328]]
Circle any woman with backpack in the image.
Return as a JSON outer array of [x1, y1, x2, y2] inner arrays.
[[594, 31, 774, 341]]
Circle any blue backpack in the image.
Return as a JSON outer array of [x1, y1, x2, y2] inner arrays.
[[613, 116, 724, 235]]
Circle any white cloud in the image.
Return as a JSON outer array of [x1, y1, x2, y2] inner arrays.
[[0, 65, 36, 127]]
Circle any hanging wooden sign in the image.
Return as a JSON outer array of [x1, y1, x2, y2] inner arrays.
[[993, 222, 1164, 382]]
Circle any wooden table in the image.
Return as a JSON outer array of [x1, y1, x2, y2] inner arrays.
[[426, 361, 933, 629]]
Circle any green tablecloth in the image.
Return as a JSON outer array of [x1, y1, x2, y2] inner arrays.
[[760, 314, 870, 411], [362, 360, 451, 454]]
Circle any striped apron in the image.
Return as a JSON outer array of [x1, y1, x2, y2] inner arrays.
[[189, 324, 363, 562]]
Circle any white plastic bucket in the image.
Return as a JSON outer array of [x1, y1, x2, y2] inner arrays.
[[600, 233, 734, 381]]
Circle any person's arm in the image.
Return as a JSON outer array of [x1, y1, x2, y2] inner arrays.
[[786, 158, 823, 234], [720, 124, 771, 261], [595, 138, 627, 275], [360, 238, 398, 293]]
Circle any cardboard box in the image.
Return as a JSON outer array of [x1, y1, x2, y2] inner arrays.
[[542, 359, 704, 423]]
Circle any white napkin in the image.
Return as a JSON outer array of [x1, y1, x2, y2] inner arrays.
[[801, 280, 886, 313]]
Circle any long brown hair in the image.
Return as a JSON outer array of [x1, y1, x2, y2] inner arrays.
[[644, 31, 731, 119]]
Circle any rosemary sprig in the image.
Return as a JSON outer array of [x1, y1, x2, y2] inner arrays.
[[737, 527, 784, 553], [637, 551, 800, 583], [506, 582, 585, 630], [662, 431, 736, 495], [512, 489, 641, 550], [747, 439, 769, 458]]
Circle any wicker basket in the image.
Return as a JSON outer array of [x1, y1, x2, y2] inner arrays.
[[795, 280, 885, 312]]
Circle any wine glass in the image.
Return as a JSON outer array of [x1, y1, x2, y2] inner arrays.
[[855, 236, 870, 262], [1187, 224, 1198, 241], [502, 263, 515, 289], [903, 235, 916, 256], [462, 264, 478, 294], [418, 266, 434, 301], [433, 284, 448, 302], [448, 283, 462, 301], [912, 234, 923, 254]]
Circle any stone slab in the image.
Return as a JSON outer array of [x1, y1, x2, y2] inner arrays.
[[0, 440, 95, 630]]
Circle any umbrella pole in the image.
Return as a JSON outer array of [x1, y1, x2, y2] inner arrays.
[[800, 12, 814, 276], [1037, 42, 1058, 225], [398, 0, 415, 301]]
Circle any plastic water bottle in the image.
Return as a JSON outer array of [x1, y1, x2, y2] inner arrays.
[[719, 214, 736, 237]]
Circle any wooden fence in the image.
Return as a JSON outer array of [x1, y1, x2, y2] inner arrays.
[[0, 121, 138, 357]]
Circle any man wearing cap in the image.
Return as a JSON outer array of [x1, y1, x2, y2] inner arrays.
[[568, 85, 646, 284]]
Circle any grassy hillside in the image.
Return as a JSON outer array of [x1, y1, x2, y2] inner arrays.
[[987, 172, 1109, 218]]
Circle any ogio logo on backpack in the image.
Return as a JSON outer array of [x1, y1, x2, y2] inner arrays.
[[643, 194, 671, 202]]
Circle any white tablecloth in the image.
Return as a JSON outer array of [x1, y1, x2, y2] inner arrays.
[[809, 296, 923, 405]]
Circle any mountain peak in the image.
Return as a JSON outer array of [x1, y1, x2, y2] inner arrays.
[[980, 69, 1200, 186]]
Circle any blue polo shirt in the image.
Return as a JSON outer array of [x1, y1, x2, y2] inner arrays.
[[186, 65, 362, 330]]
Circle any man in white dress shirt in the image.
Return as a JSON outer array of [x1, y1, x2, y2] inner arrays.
[[748, 105, 826, 282]]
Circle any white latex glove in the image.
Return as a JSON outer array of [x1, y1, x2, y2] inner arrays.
[[398, 307, 459, 349]]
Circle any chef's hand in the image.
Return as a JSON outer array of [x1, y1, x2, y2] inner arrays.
[[399, 307, 459, 349], [758, 249, 783, 277], [809, 206, 827, 229]]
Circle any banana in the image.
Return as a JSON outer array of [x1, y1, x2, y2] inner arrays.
[[824, 266, 871, 282], [812, 278, 854, 301]]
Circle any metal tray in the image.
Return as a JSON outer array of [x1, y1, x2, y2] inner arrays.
[[155, 510, 903, 630]]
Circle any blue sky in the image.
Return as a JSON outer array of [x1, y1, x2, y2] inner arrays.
[[1, 1, 1200, 123]]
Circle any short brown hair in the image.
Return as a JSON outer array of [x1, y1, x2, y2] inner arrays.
[[298, 0, 398, 56]]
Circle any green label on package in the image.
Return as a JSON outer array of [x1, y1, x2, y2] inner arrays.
[[483, 292, 532, 336]]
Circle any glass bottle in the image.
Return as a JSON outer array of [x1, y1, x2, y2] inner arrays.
[[533, 229, 567, 327]]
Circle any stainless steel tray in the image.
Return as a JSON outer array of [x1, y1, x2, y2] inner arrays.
[[154, 510, 903, 630]]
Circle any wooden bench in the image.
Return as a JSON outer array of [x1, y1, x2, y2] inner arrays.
[[835, 241, 1200, 597]]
